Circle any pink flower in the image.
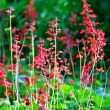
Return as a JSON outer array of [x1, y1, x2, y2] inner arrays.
[[6, 64, 16, 72], [81, 62, 94, 86], [80, 0, 106, 62], [0, 63, 12, 87]]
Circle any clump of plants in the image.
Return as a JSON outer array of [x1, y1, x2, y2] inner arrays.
[[0, 0, 110, 110]]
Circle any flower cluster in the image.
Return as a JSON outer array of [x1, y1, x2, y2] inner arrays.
[[81, 62, 94, 86], [10, 28, 24, 61], [80, 0, 106, 62], [34, 40, 49, 70], [78, 0, 106, 86], [34, 19, 72, 79], [0, 63, 12, 87]]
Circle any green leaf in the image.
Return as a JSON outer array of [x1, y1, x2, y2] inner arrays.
[[60, 84, 72, 94]]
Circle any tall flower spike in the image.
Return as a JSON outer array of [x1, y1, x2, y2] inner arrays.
[[80, 0, 106, 86], [80, 0, 106, 62]]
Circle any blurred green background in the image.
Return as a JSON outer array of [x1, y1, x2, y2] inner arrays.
[[0, 0, 110, 66]]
